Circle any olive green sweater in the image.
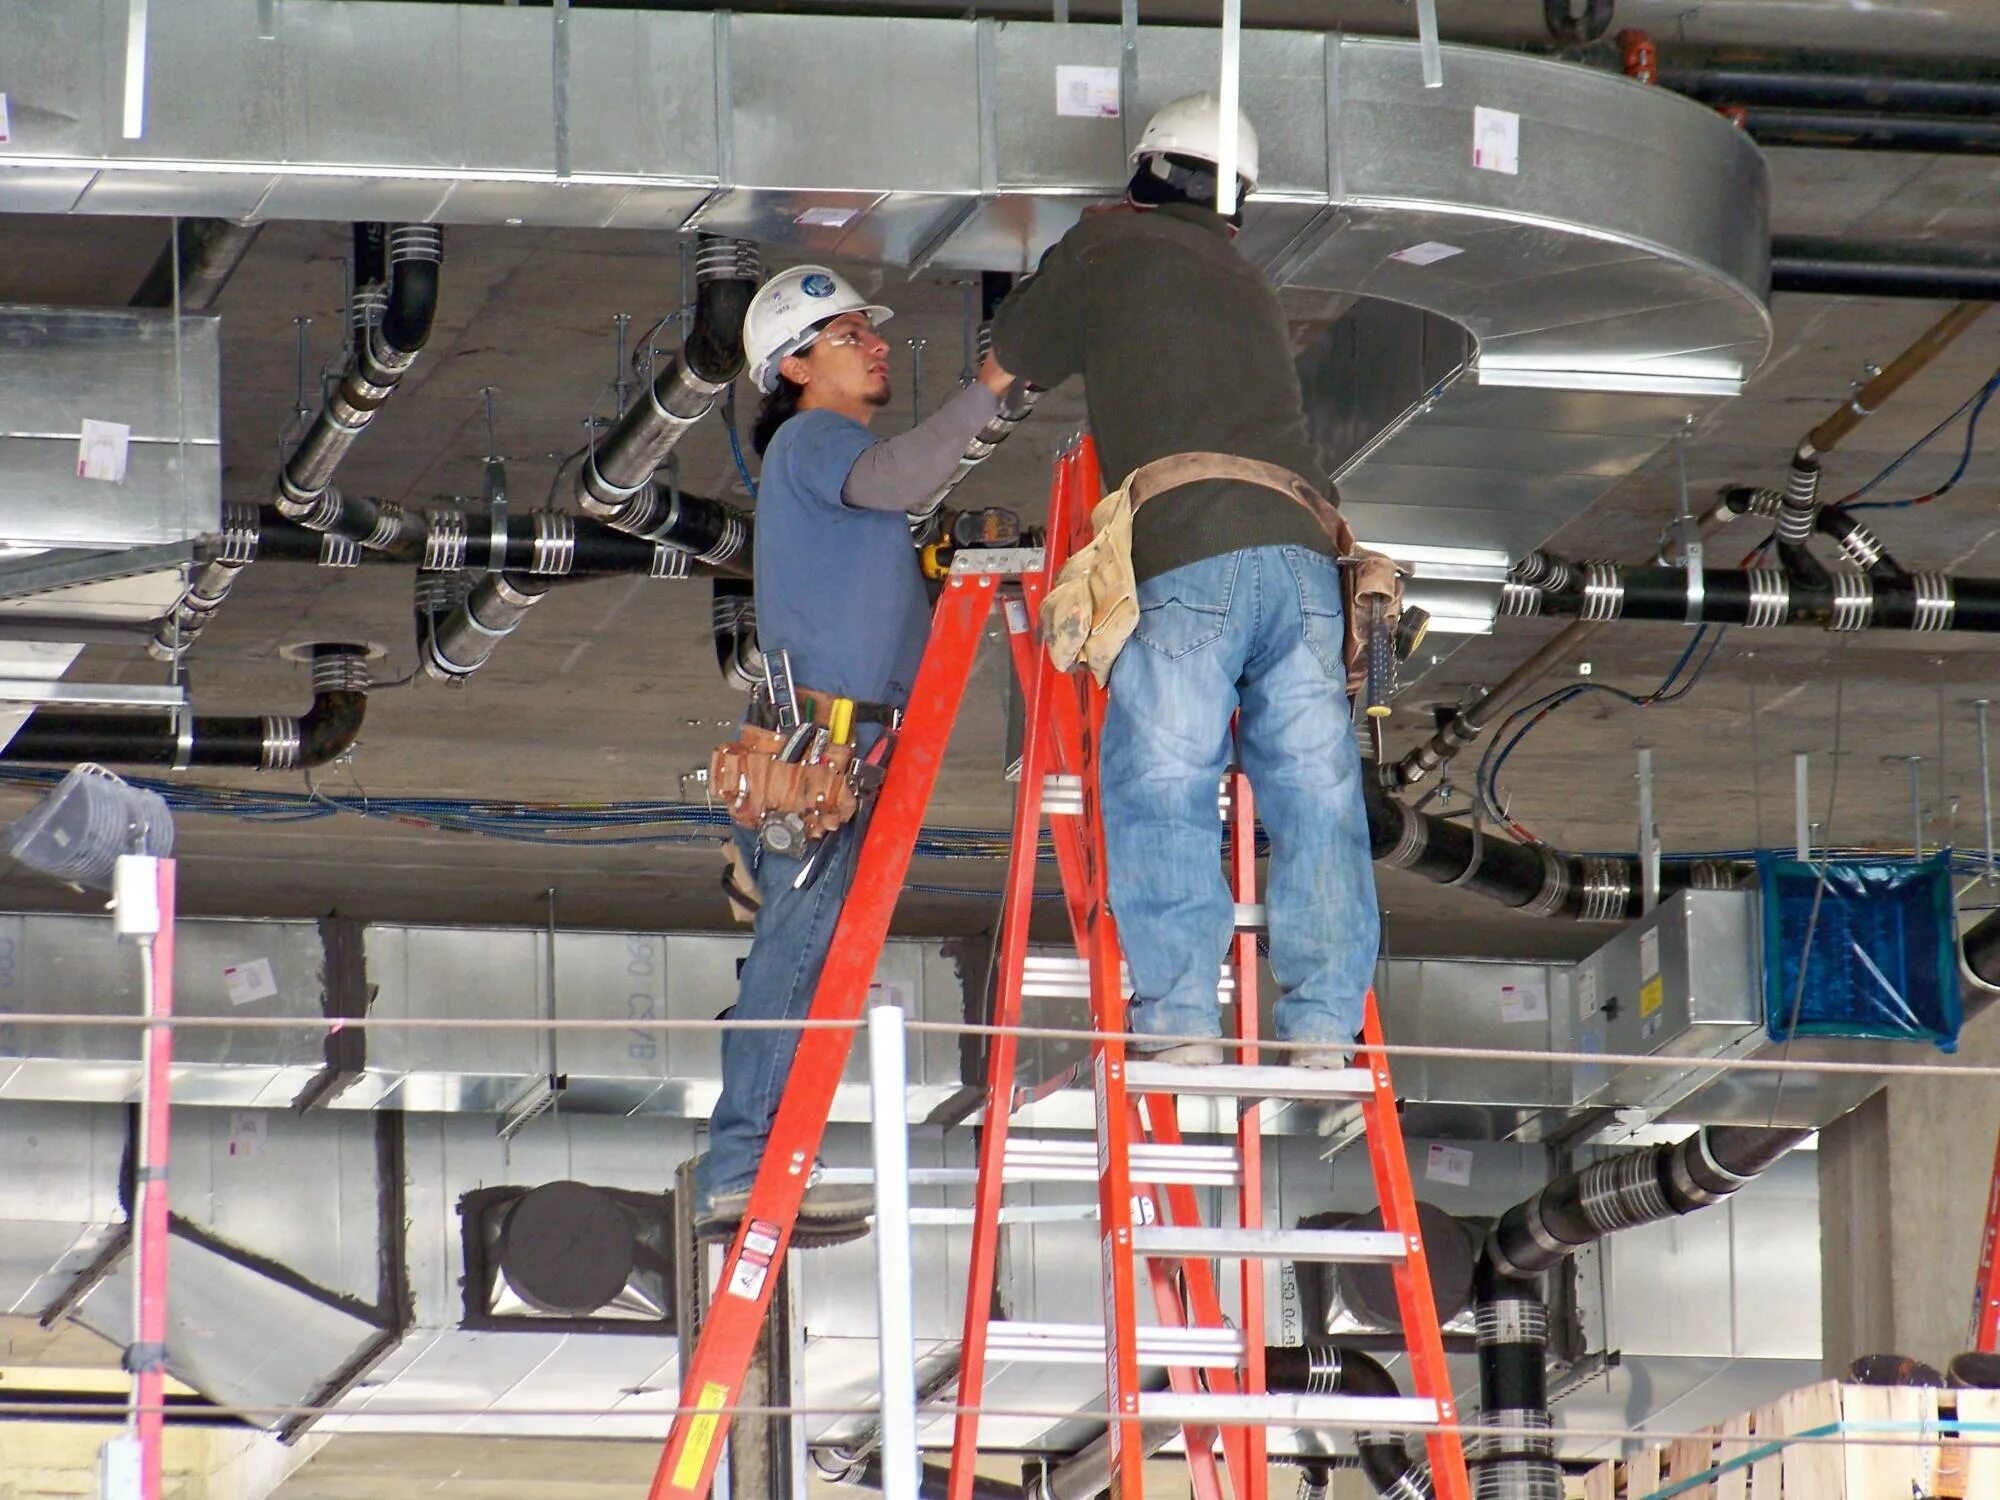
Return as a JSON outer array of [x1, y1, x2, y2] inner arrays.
[[990, 202, 1336, 583]]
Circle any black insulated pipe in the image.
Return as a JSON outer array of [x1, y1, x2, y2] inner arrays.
[[253, 503, 701, 578], [1266, 1344, 1432, 1500], [1484, 1126, 1812, 1281], [574, 235, 759, 571], [1, 644, 370, 772], [1519, 563, 2000, 634], [1467, 1265, 1561, 1500], [1771, 235, 2000, 300], [1738, 110, 2000, 156], [129, 218, 263, 312], [1657, 65, 2000, 118], [273, 223, 444, 550]]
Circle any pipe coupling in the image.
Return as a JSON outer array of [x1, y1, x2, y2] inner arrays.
[[1509, 551, 1574, 592], [217, 502, 261, 565], [1830, 571, 1874, 631], [1474, 1297, 1549, 1348], [260, 715, 304, 772], [529, 509, 576, 576], [1577, 1148, 1673, 1233], [1580, 563, 1624, 623], [1470, 1463, 1564, 1500], [1912, 572, 1955, 632], [1832, 517, 1886, 572], [319, 533, 361, 569], [1746, 568, 1790, 630], [276, 476, 347, 531], [652, 543, 692, 581], [1498, 582, 1543, 618], [387, 223, 444, 265], [1467, 1409, 1555, 1462], [423, 508, 469, 572], [349, 284, 388, 334], [311, 648, 373, 696], [1388, 805, 1430, 869], [1523, 848, 1570, 918], [1577, 859, 1631, 923], [694, 234, 761, 284], [361, 500, 405, 551]]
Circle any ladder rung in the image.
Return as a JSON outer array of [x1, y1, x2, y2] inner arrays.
[[1234, 902, 1266, 929], [1020, 954, 1237, 1002], [1123, 1060, 1372, 1102], [1005, 1137, 1242, 1187], [986, 1321, 1246, 1367], [1138, 1391, 1442, 1428], [1131, 1226, 1408, 1263], [1041, 774, 1234, 820]]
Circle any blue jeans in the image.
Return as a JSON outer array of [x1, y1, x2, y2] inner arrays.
[[696, 804, 872, 1207], [1101, 545, 1380, 1048]]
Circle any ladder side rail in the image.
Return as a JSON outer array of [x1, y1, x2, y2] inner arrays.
[[1357, 995, 1472, 1500], [1971, 1123, 2000, 1351], [651, 577, 1001, 1500], [1134, 1174, 1229, 1500], [946, 609, 1065, 1500], [1227, 768, 1269, 1498]]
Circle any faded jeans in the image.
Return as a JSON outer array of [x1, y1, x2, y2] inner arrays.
[[1101, 545, 1380, 1048], [696, 802, 872, 1207]]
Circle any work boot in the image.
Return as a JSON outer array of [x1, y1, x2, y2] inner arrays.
[[1289, 1045, 1353, 1070], [1133, 1040, 1225, 1066], [694, 1175, 874, 1249]]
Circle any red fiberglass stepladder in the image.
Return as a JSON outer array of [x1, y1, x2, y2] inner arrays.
[[652, 438, 1469, 1500]]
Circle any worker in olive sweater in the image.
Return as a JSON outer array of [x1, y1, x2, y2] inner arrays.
[[989, 93, 1379, 1069]]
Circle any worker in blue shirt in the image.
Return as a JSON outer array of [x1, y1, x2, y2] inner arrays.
[[695, 265, 1014, 1246]]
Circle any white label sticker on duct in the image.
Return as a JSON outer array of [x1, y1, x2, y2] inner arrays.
[[76, 419, 131, 484], [794, 205, 858, 229], [1056, 65, 1121, 118], [1425, 1143, 1473, 1187], [227, 1111, 268, 1159], [1499, 975, 1549, 1024], [0, 94, 11, 146], [1472, 105, 1520, 175], [1577, 968, 1601, 1021], [1389, 241, 1463, 267], [1639, 926, 1661, 981], [223, 957, 279, 1007]]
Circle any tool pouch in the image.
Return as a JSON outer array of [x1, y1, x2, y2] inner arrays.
[[709, 725, 860, 840]]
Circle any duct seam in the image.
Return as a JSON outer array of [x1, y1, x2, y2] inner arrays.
[[1580, 563, 1624, 623], [1746, 568, 1790, 629], [1912, 573, 1955, 632], [1831, 571, 1874, 631]]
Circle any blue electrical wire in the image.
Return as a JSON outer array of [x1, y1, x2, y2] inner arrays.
[[722, 386, 758, 500], [1844, 364, 2000, 512], [1476, 625, 1728, 835]]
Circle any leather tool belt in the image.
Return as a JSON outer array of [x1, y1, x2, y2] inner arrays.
[[1041, 451, 1407, 693]]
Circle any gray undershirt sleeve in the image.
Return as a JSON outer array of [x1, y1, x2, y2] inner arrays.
[[841, 382, 1004, 513]]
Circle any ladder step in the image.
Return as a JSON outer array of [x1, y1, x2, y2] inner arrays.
[[986, 1321, 1246, 1368], [1123, 1060, 1372, 1102], [1020, 954, 1237, 1002], [1138, 1391, 1442, 1429], [1041, 773, 1234, 821], [1005, 1137, 1241, 1187], [1131, 1226, 1409, 1263]]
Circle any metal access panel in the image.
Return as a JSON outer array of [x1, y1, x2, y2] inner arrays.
[[1571, 890, 1764, 1114], [0, 306, 221, 549]]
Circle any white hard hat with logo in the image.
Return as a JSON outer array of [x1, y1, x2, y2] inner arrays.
[[743, 265, 895, 393], [1131, 92, 1260, 195]]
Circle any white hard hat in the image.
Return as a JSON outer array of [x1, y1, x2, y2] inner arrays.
[[1132, 92, 1260, 194], [743, 265, 894, 394]]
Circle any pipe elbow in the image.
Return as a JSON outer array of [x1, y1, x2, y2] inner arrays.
[[297, 646, 372, 767]]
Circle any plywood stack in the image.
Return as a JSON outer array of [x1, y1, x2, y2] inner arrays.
[[1569, 1381, 2000, 1499]]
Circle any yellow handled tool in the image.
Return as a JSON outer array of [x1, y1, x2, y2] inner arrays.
[[827, 696, 855, 745]]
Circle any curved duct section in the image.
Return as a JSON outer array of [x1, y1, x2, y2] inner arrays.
[[573, 235, 758, 571], [275, 223, 444, 547], [1, 644, 370, 771], [1265, 1344, 1433, 1500]]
